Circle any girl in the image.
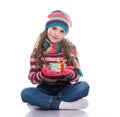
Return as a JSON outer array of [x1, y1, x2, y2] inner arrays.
[[21, 10, 89, 110]]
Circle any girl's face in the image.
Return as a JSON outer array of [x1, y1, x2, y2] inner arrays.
[[47, 26, 66, 44]]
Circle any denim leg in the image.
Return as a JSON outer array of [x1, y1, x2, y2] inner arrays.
[[57, 81, 90, 102], [37, 84, 65, 110], [21, 87, 54, 110], [21, 81, 89, 110]]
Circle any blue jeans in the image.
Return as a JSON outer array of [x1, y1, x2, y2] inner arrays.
[[21, 81, 89, 110]]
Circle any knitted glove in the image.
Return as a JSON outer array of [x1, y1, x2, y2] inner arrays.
[[41, 66, 74, 79], [61, 66, 74, 75], [42, 67, 59, 76]]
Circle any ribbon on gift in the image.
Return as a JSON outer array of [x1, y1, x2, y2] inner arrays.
[[57, 59, 67, 72]]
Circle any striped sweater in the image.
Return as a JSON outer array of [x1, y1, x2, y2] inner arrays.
[[28, 52, 81, 85]]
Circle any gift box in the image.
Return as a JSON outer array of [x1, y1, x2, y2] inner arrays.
[[49, 60, 67, 72]]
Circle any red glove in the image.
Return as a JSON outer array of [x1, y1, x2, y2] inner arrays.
[[41, 66, 75, 79], [61, 66, 74, 75], [42, 67, 59, 76]]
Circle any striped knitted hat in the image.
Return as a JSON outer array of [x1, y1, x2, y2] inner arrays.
[[45, 10, 72, 34]]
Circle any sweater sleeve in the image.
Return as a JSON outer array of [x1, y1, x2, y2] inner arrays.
[[28, 54, 44, 84], [63, 68, 82, 84], [65, 42, 83, 84]]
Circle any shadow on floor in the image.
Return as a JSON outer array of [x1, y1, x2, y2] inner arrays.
[[25, 109, 88, 117]]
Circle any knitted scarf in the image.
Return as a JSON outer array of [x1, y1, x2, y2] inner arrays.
[[43, 39, 83, 76], [43, 39, 62, 54]]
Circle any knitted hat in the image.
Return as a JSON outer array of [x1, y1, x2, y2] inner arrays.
[[45, 10, 72, 34]]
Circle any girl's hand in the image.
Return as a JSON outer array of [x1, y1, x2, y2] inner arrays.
[[61, 66, 74, 75], [42, 67, 59, 76], [42, 66, 74, 77]]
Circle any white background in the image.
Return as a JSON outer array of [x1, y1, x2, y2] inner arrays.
[[0, 0, 120, 116]]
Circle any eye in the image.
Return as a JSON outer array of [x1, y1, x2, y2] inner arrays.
[[60, 30, 65, 33], [52, 27, 57, 30]]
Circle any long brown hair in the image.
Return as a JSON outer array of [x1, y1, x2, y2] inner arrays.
[[32, 29, 72, 69]]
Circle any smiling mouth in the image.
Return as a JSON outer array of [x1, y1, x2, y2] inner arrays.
[[52, 36, 58, 39]]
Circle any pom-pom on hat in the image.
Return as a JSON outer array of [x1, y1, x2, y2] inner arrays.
[[45, 10, 72, 34]]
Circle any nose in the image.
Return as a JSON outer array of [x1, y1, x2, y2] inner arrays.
[[55, 30, 59, 37]]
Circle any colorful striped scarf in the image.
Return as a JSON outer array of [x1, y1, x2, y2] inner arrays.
[[43, 39, 83, 76]]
